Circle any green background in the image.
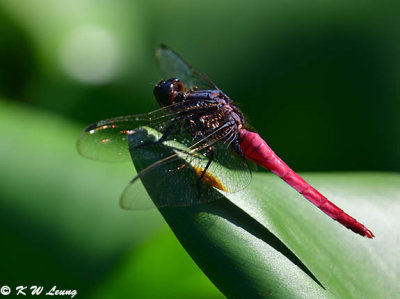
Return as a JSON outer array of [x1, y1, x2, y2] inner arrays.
[[0, 1, 399, 298]]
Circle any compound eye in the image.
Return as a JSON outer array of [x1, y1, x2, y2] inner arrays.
[[154, 80, 173, 106], [153, 78, 183, 106]]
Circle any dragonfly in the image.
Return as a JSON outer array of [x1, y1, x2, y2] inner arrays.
[[77, 44, 374, 238]]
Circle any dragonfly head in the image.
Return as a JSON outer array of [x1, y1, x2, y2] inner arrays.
[[154, 78, 184, 106]]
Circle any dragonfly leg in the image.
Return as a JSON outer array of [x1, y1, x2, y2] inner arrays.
[[231, 136, 253, 171], [130, 120, 180, 151], [158, 119, 181, 142], [232, 137, 245, 158], [196, 147, 214, 200]]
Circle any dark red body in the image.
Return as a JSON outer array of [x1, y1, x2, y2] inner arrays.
[[239, 129, 374, 238]]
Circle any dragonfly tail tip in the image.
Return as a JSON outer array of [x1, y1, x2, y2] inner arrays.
[[363, 228, 375, 239]]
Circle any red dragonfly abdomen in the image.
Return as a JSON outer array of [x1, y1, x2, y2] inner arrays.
[[239, 129, 374, 238]]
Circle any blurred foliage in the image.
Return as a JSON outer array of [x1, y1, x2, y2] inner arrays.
[[0, 0, 399, 298]]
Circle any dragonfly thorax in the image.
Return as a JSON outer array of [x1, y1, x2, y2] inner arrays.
[[181, 89, 246, 147], [154, 77, 246, 150]]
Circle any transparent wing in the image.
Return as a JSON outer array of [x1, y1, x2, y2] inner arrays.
[[156, 44, 219, 91], [77, 99, 217, 162], [78, 45, 219, 162], [120, 126, 251, 210]]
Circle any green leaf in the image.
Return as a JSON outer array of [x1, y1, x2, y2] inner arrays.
[[129, 127, 399, 298], [94, 228, 224, 298]]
